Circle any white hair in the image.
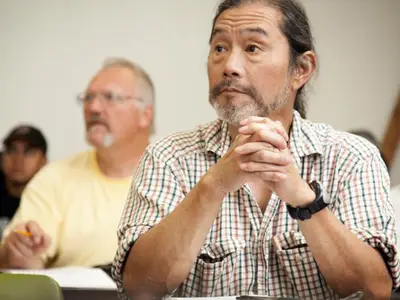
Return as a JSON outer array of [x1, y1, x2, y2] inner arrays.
[[101, 57, 156, 134]]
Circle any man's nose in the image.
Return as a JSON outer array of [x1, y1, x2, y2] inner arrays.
[[85, 95, 106, 113], [12, 152, 25, 168], [223, 49, 245, 78]]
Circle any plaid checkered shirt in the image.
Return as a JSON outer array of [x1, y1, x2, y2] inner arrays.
[[112, 111, 400, 299]]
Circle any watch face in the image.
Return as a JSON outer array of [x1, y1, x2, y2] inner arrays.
[[322, 187, 331, 204], [317, 180, 331, 204], [310, 180, 331, 204]]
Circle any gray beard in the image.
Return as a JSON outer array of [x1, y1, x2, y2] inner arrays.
[[210, 86, 290, 126], [212, 99, 268, 126], [102, 132, 114, 148], [87, 127, 115, 149]]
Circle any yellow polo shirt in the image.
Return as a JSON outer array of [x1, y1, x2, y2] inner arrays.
[[2, 151, 132, 268]]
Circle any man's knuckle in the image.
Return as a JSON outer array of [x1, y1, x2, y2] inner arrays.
[[261, 150, 269, 160]]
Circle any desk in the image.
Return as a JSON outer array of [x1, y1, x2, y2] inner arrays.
[[62, 288, 119, 300], [170, 294, 400, 300], [61, 265, 118, 300], [392, 291, 400, 300], [61, 293, 400, 300]]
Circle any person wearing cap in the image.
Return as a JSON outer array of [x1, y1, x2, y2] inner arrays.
[[0, 57, 155, 269], [0, 125, 47, 221]]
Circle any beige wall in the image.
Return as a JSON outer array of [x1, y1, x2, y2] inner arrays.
[[301, 0, 400, 185], [0, 0, 399, 184]]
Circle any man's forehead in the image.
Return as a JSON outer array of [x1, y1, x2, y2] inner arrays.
[[214, 3, 282, 32], [87, 68, 135, 91], [6, 140, 29, 149], [88, 81, 125, 93]]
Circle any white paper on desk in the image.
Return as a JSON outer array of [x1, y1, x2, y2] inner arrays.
[[1, 266, 117, 290], [169, 298, 236, 300]]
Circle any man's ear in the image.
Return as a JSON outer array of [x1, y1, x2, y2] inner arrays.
[[138, 105, 154, 130], [291, 51, 317, 91], [41, 156, 48, 167]]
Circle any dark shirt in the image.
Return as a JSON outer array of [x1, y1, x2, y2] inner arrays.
[[0, 171, 20, 220]]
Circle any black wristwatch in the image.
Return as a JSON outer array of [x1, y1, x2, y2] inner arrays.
[[287, 180, 330, 221]]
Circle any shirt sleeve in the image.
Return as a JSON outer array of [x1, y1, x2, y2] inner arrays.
[[1, 164, 63, 266], [112, 148, 186, 298], [391, 186, 400, 252], [335, 152, 400, 290]]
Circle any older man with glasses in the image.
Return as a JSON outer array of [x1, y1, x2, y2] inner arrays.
[[0, 57, 155, 269]]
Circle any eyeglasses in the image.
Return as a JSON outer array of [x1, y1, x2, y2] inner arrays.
[[77, 91, 144, 106]]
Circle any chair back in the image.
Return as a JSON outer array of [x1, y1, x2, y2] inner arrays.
[[0, 273, 63, 300]]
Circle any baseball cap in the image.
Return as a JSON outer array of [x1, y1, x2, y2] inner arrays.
[[3, 125, 47, 154]]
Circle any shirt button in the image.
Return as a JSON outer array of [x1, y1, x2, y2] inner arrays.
[[295, 254, 303, 262]]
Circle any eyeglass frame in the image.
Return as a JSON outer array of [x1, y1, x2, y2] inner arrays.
[[76, 90, 145, 106]]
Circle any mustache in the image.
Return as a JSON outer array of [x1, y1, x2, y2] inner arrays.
[[210, 79, 258, 100], [85, 115, 109, 130]]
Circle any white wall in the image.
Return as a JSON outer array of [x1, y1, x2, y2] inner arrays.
[[301, 0, 400, 185], [0, 0, 399, 184]]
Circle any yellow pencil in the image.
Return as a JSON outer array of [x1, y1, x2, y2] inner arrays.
[[15, 230, 32, 238]]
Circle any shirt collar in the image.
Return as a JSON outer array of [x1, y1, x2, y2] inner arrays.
[[204, 119, 231, 157], [289, 110, 323, 162]]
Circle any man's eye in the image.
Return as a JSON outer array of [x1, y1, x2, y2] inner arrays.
[[103, 92, 115, 101], [246, 45, 259, 53], [5, 148, 17, 155], [215, 45, 225, 53], [24, 149, 35, 156], [84, 93, 95, 102]]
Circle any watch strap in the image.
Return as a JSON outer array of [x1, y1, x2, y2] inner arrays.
[[287, 181, 328, 221]]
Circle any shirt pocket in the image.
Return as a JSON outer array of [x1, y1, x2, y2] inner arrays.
[[272, 231, 340, 300], [194, 238, 246, 296]]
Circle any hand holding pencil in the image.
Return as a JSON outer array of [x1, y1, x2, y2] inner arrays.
[[15, 229, 33, 238], [1, 220, 51, 269]]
